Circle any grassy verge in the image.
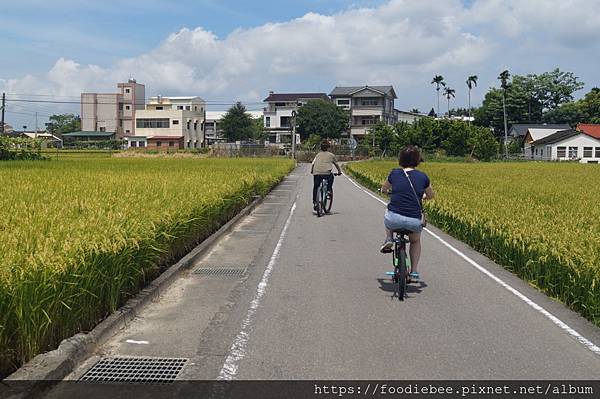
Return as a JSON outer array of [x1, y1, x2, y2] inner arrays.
[[0, 158, 294, 377]]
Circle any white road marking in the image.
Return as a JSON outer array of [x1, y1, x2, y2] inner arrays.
[[218, 200, 298, 380], [345, 172, 600, 356], [125, 339, 149, 345]]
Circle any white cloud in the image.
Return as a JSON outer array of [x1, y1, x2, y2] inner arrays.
[[1, 0, 599, 123]]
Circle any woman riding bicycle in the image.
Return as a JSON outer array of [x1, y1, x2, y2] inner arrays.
[[379, 145, 434, 283], [311, 139, 341, 212]]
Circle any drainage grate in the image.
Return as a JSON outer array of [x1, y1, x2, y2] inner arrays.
[[193, 267, 247, 278], [79, 357, 187, 384]]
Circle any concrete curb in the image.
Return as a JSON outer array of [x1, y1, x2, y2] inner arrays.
[[4, 178, 285, 384]]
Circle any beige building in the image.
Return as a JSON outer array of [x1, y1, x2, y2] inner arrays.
[[133, 96, 206, 150], [81, 78, 145, 138]]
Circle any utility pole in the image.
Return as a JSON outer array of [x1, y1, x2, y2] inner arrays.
[[291, 109, 297, 160], [503, 92, 508, 158], [1, 92, 5, 135], [35, 112, 38, 137]]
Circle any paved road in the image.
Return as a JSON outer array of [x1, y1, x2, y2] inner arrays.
[[67, 164, 600, 380]]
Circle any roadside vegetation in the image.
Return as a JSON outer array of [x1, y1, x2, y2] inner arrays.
[[0, 157, 294, 377]]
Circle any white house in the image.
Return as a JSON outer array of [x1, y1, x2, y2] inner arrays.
[[530, 129, 600, 163], [395, 109, 427, 124], [133, 96, 206, 150], [263, 92, 329, 145], [523, 126, 573, 157]]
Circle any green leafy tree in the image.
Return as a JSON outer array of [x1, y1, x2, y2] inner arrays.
[[468, 126, 499, 161], [431, 75, 445, 117], [296, 99, 349, 140], [370, 122, 397, 157], [220, 102, 254, 142], [533, 68, 584, 111], [250, 117, 265, 142], [45, 114, 81, 136]]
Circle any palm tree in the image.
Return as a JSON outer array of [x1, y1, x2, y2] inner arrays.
[[466, 75, 478, 124], [443, 87, 456, 117], [498, 70, 511, 157], [431, 75, 445, 117]]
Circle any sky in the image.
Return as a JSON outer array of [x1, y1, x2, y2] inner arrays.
[[1, 0, 600, 130]]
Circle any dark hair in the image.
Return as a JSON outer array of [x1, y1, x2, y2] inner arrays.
[[399, 145, 422, 168], [320, 139, 330, 151]]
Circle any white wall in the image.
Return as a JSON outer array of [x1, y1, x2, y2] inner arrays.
[[533, 134, 600, 162], [135, 109, 203, 146]]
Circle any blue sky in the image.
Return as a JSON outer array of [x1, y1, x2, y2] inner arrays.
[[2, 0, 599, 129]]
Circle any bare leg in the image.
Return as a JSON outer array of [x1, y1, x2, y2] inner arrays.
[[408, 232, 422, 273], [385, 227, 393, 240]]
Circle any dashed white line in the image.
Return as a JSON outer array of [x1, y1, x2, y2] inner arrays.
[[345, 172, 600, 356], [218, 200, 298, 380]]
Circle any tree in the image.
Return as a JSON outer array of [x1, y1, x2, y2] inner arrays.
[[250, 117, 265, 142], [543, 87, 600, 125], [45, 114, 80, 136], [533, 68, 584, 111], [296, 99, 349, 140], [220, 102, 254, 142], [443, 87, 456, 116], [498, 70, 511, 157], [466, 75, 478, 124], [431, 75, 445, 117], [410, 108, 420, 114], [468, 126, 499, 161], [370, 122, 396, 157]]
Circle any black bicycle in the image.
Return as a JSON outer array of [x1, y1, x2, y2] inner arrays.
[[315, 173, 340, 217], [386, 229, 413, 301]]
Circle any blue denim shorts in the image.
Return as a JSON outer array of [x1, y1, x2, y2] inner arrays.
[[384, 209, 423, 233]]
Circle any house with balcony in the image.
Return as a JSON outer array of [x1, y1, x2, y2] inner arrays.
[[263, 92, 329, 145], [133, 96, 206, 150], [329, 85, 397, 138], [81, 78, 145, 138]]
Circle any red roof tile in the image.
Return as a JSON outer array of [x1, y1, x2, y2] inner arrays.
[[576, 124, 600, 139]]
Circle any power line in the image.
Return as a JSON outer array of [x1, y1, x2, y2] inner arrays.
[[5, 97, 266, 106]]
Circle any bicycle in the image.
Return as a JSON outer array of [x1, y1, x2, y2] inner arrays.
[[385, 229, 412, 301], [315, 173, 340, 217]]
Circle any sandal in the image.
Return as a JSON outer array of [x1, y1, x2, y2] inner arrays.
[[409, 272, 420, 283]]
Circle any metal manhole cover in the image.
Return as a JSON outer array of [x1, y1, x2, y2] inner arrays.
[[79, 357, 188, 384], [193, 267, 247, 277]]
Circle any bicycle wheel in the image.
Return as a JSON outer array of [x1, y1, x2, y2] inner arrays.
[[396, 247, 408, 301], [316, 183, 324, 217], [324, 190, 333, 214]]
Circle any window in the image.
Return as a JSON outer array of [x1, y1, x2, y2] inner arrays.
[[194, 121, 198, 131], [125, 105, 130, 110], [177, 106, 184, 110], [169, 141, 175, 147], [535, 148, 538, 155], [139, 141, 145, 148], [265, 117, 271, 127], [119, 103, 124, 110], [125, 88, 130, 93], [157, 141, 162, 147], [596, 147, 600, 158], [280, 116, 291, 128], [187, 121, 190, 130], [337, 99, 350, 105], [541, 149, 544, 157], [186, 106, 190, 110], [130, 141, 137, 148], [172, 120, 179, 125], [584, 147, 593, 158], [360, 98, 379, 106], [155, 106, 163, 110], [557, 146, 566, 158], [136, 118, 170, 128], [275, 102, 286, 107], [99, 127, 106, 132], [569, 146, 578, 159], [194, 106, 197, 111]]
